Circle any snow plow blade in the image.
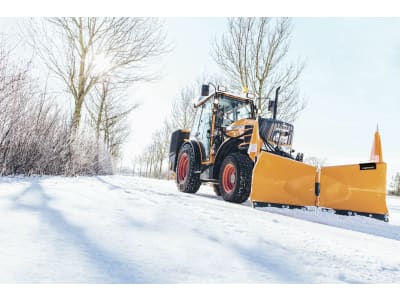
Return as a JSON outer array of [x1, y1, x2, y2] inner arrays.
[[250, 131, 389, 221], [250, 151, 316, 207], [319, 162, 388, 217]]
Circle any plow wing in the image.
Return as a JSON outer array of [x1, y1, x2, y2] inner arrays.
[[250, 129, 389, 221], [319, 162, 388, 216], [251, 151, 316, 207]]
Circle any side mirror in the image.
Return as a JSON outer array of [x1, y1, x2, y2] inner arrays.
[[201, 84, 210, 97], [268, 100, 275, 112]]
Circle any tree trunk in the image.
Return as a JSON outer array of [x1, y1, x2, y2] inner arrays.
[[70, 98, 83, 138]]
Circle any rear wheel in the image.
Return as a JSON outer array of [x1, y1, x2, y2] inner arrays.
[[219, 153, 253, 203], [176, 143, 201, 193]]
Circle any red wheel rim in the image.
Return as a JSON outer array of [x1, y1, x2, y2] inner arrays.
[[177, 153, 189, 183], [222, 163, 236, 193]]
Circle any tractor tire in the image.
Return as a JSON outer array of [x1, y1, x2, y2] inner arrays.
[[219, 152, 253, 204], [176, 143, 201, 193], [212, 184, 222, 196]]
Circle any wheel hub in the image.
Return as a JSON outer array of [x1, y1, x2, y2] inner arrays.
[[177, 153, 189, 183], [222, 163, 236, 193], [230, 173, 236, 184]]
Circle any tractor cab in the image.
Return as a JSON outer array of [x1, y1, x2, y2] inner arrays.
[[190, 86, 256, 162], [215, 94, 255, 128]]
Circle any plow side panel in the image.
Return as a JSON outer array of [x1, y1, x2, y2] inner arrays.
[[319, 163, 388, 215], [250, 152, 316, 206]]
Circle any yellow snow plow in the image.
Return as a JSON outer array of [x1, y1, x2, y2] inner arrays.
[[169, 84, 389, 222], [250, 121, 388, 221]]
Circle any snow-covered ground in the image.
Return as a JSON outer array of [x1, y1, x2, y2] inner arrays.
[[0, 175, 399, 283]]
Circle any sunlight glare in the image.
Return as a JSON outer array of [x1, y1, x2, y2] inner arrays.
[[92, 53, 113, 76]]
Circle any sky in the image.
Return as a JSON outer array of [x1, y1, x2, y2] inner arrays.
[[123, 18, 400, 180], [0, 17, 399, 180]]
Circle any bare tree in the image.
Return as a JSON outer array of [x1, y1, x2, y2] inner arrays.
[[150, 83, 199, 179], [86, 79, 138, 159], [27, 17, 168, 138], [170, 84, 197, 130], [154, 120, 172, 178], [102, 103, 132, 159], [130, 157, 136, 176], [213, 18, 305, 123], [389, 173, 400, 196], [135, 120, 172, 179], [169, 75, 223, 131]]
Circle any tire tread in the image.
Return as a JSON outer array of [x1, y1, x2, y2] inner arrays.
[[219, 152, 253, 203], [176, 143, 201, 193]]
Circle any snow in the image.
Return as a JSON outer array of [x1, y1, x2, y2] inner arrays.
[[1, 175, 400, 283]]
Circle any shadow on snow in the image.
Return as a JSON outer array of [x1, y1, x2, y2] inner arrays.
[[10, 178, 149, 283]]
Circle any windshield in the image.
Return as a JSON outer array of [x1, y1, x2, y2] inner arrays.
[[216, 95, 254, 127]]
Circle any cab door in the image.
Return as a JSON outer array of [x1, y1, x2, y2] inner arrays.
[[191, 98, 214, 161]]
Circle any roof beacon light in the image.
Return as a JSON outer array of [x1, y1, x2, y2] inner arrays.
[[217, 85, 227, 92]]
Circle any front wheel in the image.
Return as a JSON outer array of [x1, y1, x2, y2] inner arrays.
[[176, 143, 201, 193], [219, 153, 253, 203]]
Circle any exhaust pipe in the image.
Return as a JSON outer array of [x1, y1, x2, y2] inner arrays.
[[273, 86, 281, 120]]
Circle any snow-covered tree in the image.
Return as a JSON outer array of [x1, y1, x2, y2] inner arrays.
[[0, 39, 110, 176]]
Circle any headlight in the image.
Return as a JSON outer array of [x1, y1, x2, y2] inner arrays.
[[226, 125, 246, 131]]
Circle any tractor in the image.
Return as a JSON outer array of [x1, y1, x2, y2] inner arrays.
[[169, 84, 389, 221]]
